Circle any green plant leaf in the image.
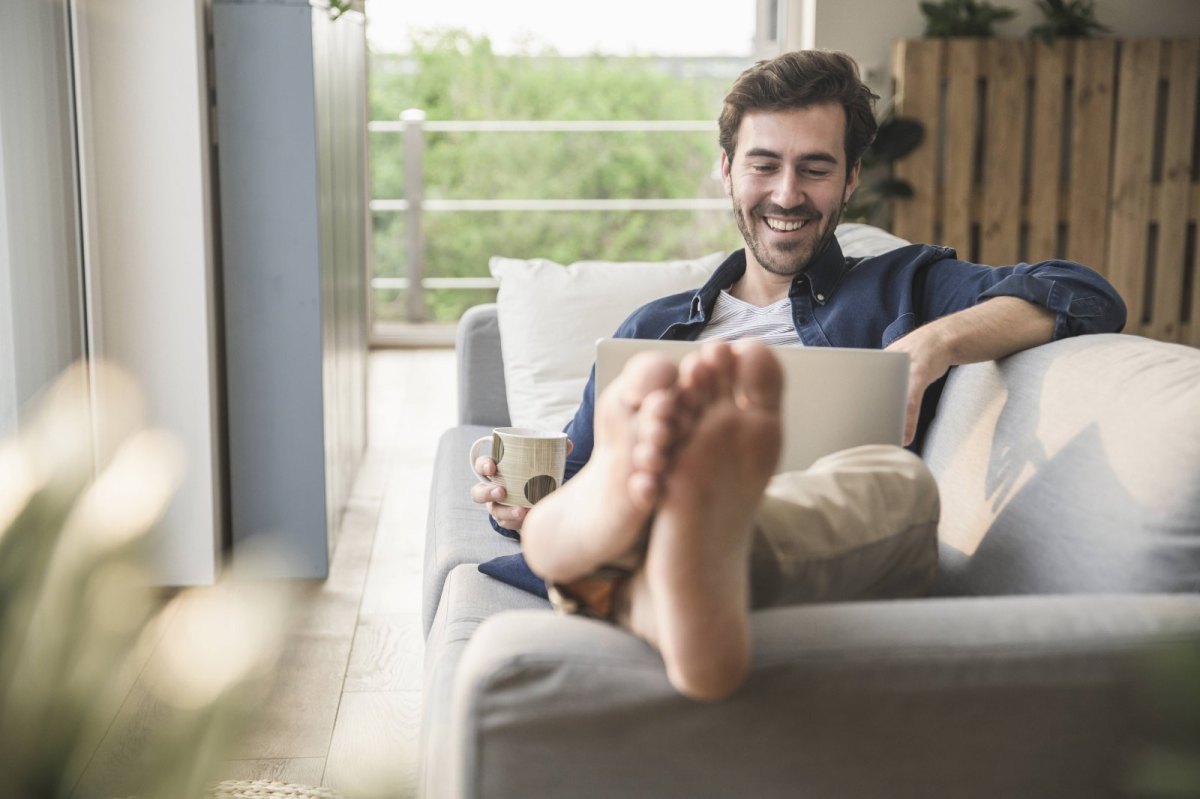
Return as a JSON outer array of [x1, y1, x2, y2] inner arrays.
[[1028, 0, 1110, 41], [921, 0, 1017, 37], [871, 117, 925, 161], [869, 177, 916, 199]]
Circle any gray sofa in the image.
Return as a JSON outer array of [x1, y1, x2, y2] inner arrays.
[[420, 305, 1200, 799]]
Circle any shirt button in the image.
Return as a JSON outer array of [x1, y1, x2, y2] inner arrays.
[[816, 293, 825, 302]]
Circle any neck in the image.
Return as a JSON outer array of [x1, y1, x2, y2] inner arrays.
[[729, 258, 793, 307]]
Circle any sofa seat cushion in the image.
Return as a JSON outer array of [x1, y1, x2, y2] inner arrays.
[[925, 334, 1200, 596]]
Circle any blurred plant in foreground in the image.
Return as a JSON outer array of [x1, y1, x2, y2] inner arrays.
[[0, 363, 291, 799], [1125, 640, 1200, 799]]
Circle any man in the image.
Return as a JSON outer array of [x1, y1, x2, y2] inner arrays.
[[471, 50, 1125, 701]]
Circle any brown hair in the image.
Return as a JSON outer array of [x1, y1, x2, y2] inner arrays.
[[718, 50, 879, 167]]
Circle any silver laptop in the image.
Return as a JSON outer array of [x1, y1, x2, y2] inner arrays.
[[595, 338, 910, 473]]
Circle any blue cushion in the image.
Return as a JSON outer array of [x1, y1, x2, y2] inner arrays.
[[478, 552, 549, 599]]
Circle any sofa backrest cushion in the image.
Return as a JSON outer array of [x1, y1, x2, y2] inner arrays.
[[924, 333, 1200, 596], [457, 304, 511, 427], [490, 252, 727, 432]]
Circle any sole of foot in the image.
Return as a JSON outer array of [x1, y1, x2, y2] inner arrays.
[[643, 341, 784, 701]]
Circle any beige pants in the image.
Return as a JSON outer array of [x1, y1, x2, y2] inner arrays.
[[548, 444, 940, 619], [749, 444, 941, 608]]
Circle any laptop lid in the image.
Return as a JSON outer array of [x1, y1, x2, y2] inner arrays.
[[595, 338, 910, 473]]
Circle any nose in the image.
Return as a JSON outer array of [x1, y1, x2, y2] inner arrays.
[[770, 168, 804, 210]]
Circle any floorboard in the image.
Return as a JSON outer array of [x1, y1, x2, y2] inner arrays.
[[219, 757, 327, 784], [344, 613, 425, 693], [324, 690, 423, 797]]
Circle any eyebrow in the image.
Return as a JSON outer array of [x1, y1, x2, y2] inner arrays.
[[743, 147, 839, 165]]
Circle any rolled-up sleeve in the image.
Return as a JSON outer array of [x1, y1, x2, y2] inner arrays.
[[923, 257, 1127, 339]]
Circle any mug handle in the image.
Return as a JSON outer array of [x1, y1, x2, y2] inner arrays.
[[469, 435, 497, 483]]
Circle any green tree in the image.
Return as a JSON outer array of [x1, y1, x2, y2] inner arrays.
[[369, 31, 746, 322]]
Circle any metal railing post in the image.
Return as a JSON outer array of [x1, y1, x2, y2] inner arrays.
[[401, 108, 427, 321]]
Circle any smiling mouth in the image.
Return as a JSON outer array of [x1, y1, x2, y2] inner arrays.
[[763, 216, 813, 233]]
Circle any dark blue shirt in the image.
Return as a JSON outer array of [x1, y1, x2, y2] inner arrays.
[[481, 239, 1126, 596]]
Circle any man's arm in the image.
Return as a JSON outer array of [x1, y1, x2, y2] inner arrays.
[[886, 296, 1055, 445]]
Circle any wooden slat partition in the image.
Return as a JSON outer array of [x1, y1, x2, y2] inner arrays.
[[980, 39, 1027, 265], [1107, 39, 1161, 333], [1068, 39, 1116, 274], [892, 39, 942, 244], [891, 37, 1200, 345], [1028, 40, 1069, 260], [1155, 39, 1199, 343], [943, 40, 980, 254]]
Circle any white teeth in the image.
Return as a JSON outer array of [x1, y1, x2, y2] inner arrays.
[[765, 218, 805, 232]]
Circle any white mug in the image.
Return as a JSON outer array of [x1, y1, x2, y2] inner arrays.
[[469, 427, 568, 508]]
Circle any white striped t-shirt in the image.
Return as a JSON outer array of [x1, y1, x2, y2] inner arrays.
[[695, 290, 802, 345]]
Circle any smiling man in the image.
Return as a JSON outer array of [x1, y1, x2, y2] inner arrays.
[[724, 105, 852, 294], [472, 50, 1126, 700]]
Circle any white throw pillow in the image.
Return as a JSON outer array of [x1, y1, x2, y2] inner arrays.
[[490, 224, 911, 432], [491, 252, 726, 431], [835, 223, 911, 257]]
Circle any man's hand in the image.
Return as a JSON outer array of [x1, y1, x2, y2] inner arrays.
[[885, 324, 953, 446], [470, 440, 573, 533], [470, 454, 530, 531], [885, 297, 1056, 445]]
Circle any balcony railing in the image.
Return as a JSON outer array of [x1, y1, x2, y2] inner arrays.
[[368, 111, 726, 326]]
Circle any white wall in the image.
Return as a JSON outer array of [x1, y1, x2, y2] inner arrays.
[[0, 122, 15, 437], [72, 0, 223, 585], [787, 0, 1200, 104], [0, 0, 86, 439]]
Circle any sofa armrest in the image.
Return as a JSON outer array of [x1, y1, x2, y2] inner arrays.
[[924, 334, 1200, 597], [447, 595, 1200, 799], [456, 304, 510, 427]]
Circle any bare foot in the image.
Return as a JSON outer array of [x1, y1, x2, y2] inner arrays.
[[637, 340, 784, 700], [522, 352, 692, 584]]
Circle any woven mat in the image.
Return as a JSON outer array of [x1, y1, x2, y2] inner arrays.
[[210, 781, 345, 799]]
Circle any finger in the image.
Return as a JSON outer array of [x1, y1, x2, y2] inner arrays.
[[471, 482, 506, 504], [566, 439, 574, 456], [903, 395, 920, 446], [488, 502, 527, 528], [474, 456, 497, 476]]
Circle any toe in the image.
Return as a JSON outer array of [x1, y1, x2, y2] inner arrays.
[[632, 440, 669, 472], [700, 342, 738, 398], [627, 471, 661, 511], [618, 353, 679, 410], [731, 341, 783, 412]]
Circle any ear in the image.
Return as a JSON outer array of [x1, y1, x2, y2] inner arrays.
[[720, 150, 733, 196], [844, 160, 861, 202]]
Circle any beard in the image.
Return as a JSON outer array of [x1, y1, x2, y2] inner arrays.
[[731, 192, 844, 278]]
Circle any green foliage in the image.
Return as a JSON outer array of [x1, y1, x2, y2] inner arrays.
[[1029, 0, 1110, 43], [369, 30, 744, 322], [1124, 640, 1200, 798], [920, 0, 1017, 37]]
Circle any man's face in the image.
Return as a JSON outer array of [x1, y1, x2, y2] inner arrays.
[[721, 103, 860, 279]]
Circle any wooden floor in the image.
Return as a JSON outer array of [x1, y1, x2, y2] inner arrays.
[[72, 348, 456, 798]]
